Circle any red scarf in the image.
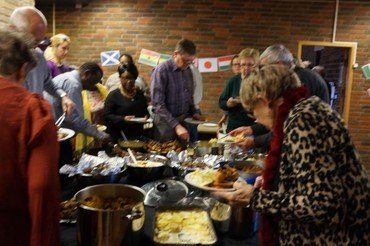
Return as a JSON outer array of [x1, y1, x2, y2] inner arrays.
[[259, 86, 308, 246]]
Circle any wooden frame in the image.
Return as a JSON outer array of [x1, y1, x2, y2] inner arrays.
[[297, 41, 357, 124]]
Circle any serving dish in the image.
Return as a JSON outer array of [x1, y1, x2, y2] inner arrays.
[[153, 206, 217, 245]]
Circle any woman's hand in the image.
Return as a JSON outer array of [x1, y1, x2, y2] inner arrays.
[[211, 181, 255, 207], [229, 126, 253, 136], [254, 176, 263, 189], [233, 137, 255, 151], [123, 115, 135, 121], [226, 97, 240, 108]]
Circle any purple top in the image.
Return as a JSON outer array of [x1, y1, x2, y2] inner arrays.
[[47, 60, 74, 78], [151, 58, 195, 128]]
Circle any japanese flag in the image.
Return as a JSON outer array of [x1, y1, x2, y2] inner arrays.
[[198, 58, 218, 73]]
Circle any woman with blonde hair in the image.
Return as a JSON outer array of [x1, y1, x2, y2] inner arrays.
[[213, 64, 370, 245], [44, 33, 73, 77], [218, 48, 259, 132]]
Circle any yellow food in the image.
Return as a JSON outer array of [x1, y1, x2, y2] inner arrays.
[[154, 210, 216, 244]]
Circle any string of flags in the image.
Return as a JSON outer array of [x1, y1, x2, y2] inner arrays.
[[100, 49, 236, 73]]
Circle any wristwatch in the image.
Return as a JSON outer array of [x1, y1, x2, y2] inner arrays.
[[60, 92, 67, 98]]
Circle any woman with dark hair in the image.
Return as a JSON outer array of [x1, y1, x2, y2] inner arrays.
[[104, 53, 148, 93], [104, 63, 149, 142]]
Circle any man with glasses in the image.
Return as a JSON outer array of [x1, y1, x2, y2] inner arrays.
[[45, 62, 110, 149], [9, 6, 75, 116], [151, 38, 201, 142]]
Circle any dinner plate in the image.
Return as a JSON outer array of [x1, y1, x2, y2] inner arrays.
[[57, 128, 75, 142], [184, 171, 242, 192], [60, 219, 77, 224], [96, 124, 107, 132], [201, 123, 218, 127], [127, 117, 153, 123], [184, 118, 208, 125]]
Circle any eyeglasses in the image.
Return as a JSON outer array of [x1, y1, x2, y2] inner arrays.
[[180, 54, 195, 65], [240, 63, 255, 67], [232, 63, 240, 67]]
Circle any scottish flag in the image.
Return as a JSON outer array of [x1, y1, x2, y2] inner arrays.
[[100, 50, 120, 66]]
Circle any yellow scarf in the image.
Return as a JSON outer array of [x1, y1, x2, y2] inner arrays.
[[75, 83, 108, 153]]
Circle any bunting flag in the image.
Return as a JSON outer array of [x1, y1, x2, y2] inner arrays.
[[198, 58, 218, 73], [218, 55, 235, 71], [100, 50, 120, 66], [158, 54, 172, 64], [362, 63, 370, 79], [138, 49, 160, 67]]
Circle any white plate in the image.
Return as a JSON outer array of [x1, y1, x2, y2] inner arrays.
[[127, 117, 153, 123], [96, 124, 107, 132], [201, 123, 218, 127], [184, 171, 242, 192], [57, 128, 75, 142], [185, 118, 207, 125]]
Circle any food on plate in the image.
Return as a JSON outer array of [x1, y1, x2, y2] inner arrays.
[[214, 165, 239, 183], [238, 164, 263, 174], [221, 134, 244, 143], [154, 209, 216, 244], [145, 140, 182, 154], [186, 165, 239, 189], [96, 124, 107, 132], [57, 131, 68, 140], [128, 160, 164, 168], [187, 169, 217, 186], [60, 199, 78, 220], [81, 196, 137, 210]]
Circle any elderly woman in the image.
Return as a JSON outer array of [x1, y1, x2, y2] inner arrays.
[[104, 63, 149, 142], [213, 64, 370, 245], [0, 30, 60, 245], [218, 48, 259, 132], [44, 33, 73, 78]]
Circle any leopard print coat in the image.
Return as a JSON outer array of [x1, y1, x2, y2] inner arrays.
[[251, 96, 370, 245]]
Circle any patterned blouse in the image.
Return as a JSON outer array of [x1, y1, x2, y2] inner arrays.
[[251, 96, 370, 245]]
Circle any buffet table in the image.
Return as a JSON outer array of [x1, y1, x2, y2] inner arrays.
[[60, 166, 259, 246]]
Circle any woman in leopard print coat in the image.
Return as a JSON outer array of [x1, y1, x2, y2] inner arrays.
[[213, 64, 370, 245]]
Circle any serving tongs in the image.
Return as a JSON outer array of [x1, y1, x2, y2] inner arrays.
[[120, 130, 137, 164], [55, 112, 66, 127]]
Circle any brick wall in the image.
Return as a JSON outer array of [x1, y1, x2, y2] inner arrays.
[[0, 0, 35, 28], [37, 0, 370, 169]]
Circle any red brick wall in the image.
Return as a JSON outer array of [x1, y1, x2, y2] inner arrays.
[[37, 0, 370, 170]]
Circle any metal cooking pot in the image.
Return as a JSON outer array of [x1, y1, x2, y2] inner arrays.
[[74, 184, 146, 246]]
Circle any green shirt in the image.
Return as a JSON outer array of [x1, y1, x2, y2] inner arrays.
[[219, 74, 255, 132]]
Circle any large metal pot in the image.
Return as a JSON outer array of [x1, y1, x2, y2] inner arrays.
[[74, 184, 146, 246]]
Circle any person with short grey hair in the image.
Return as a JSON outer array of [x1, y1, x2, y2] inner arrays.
[[231, 44, 330, 152], [0, 30, 60, 246], [8, 6, 75, 116], [259, 44, 294, 67]]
